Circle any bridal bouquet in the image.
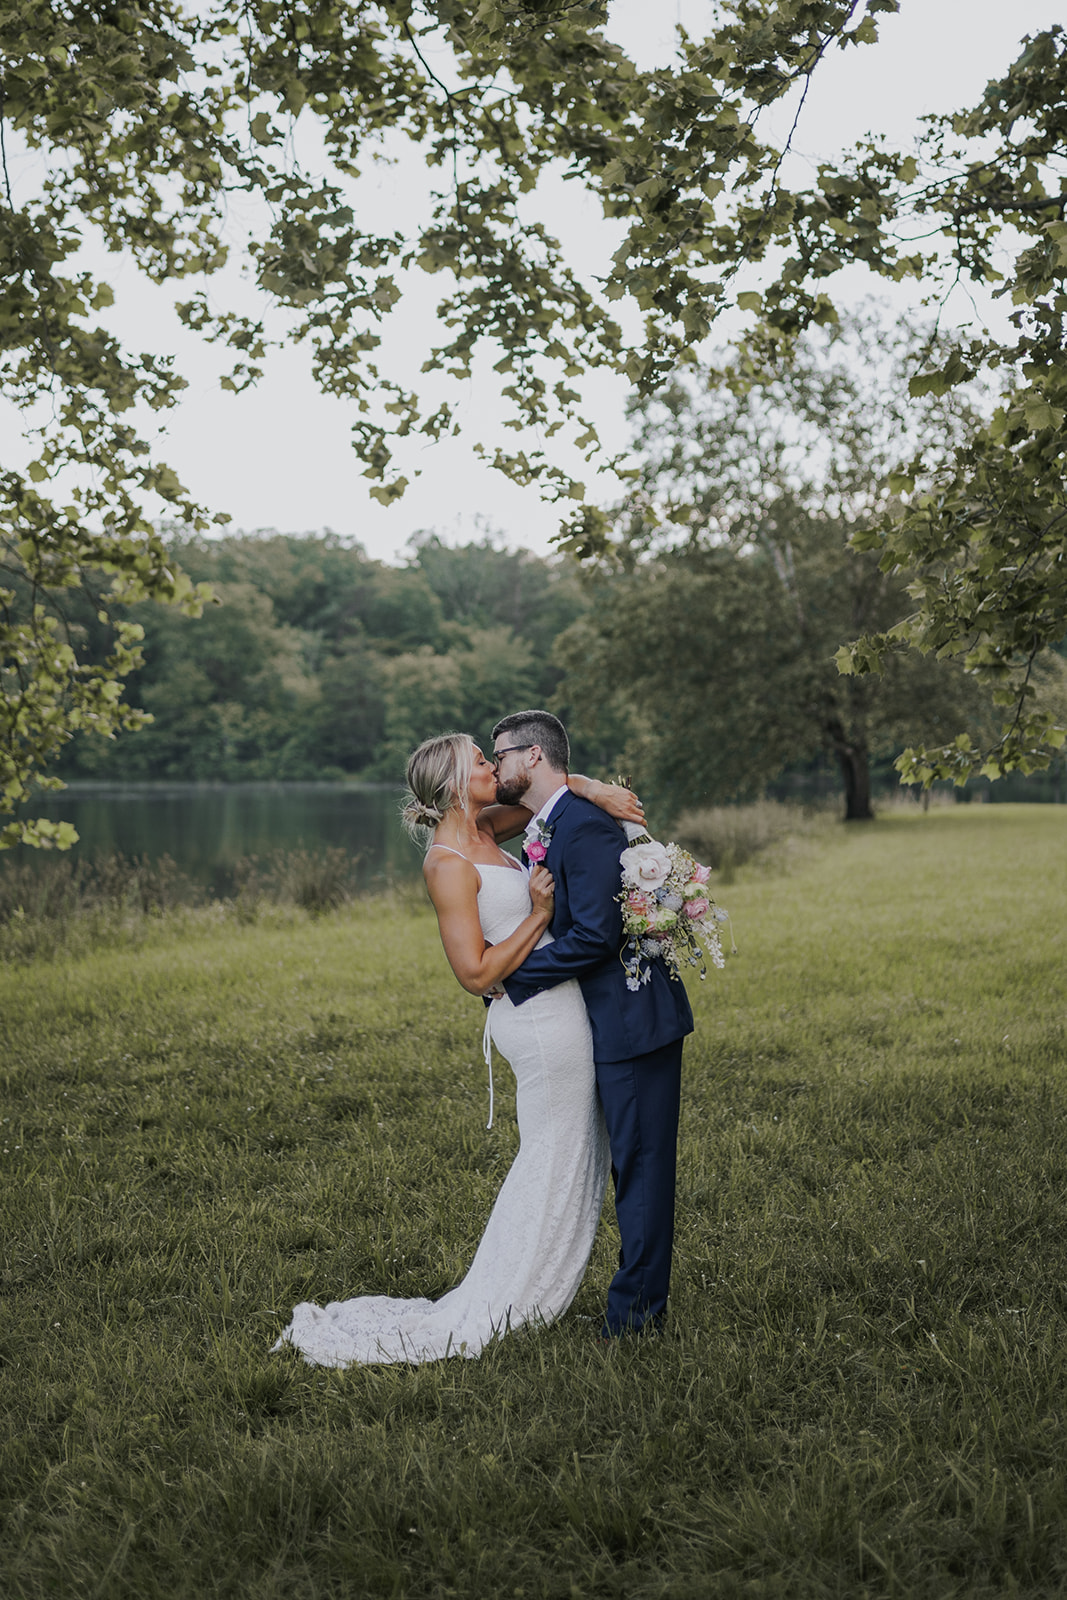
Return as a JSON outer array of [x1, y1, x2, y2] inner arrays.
[[617, 822, 731, 991]]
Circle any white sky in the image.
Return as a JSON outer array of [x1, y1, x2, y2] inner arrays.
[[3, 1, 1062, 563]]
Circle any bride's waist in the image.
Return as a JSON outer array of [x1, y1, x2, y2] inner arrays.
[[491, 975, 581, 1019], [480, 927, 554, 948]]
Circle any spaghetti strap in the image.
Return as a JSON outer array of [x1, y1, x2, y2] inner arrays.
[[427, 843, 471, 862]]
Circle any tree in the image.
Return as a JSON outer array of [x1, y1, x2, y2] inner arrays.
[[3, 2, 1064, 837], [300, 639, 386, 776], [557, 319, 998, 818], [371, 624, 535, 778], [742, 22, 1067, 788], [55, 527, 581, 780], [407, 529, 586, 692], [67, 577, 320, 780]]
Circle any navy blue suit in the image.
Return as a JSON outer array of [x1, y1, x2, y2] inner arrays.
[[503, 790, 693, 1333]]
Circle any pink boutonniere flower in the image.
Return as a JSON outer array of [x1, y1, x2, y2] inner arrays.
[[524, 817, 555, 865]]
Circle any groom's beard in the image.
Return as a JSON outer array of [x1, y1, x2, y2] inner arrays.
[[495, 769, 532, 807]]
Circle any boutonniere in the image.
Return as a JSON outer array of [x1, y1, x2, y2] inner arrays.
[[525, 818, 555, 864]]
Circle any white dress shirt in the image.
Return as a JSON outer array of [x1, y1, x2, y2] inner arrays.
[[523, 784, 569, 849]]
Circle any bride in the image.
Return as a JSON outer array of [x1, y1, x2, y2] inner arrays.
[[273, 731, 642, 1366]]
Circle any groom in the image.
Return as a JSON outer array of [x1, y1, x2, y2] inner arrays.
[[493, 709, 693, 1338]]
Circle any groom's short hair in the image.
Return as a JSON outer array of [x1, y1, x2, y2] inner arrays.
[[492, 709, 570, 772]]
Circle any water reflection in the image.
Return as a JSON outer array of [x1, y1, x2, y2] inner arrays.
[[19, 782, 424, 891]]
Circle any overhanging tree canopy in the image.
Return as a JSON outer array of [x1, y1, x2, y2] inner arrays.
[[1, 1, 1064, 843]]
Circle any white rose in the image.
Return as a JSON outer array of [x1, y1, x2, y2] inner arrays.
[[620, 839, 672, 890]]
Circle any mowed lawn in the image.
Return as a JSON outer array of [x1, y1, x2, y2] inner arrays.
[[1, 804, 1065, 1599]]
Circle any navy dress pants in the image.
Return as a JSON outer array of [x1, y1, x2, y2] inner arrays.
[[596, 1038, 684, 1335]]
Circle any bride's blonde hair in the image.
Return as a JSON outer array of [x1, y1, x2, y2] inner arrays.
[[401, 732, 476, 840]]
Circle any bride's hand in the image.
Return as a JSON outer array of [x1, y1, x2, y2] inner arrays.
[[528, 864, 555, 918], [592, 780, 645, 827]]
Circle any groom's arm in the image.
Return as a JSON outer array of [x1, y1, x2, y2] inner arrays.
[[503, 812, 624, 1005]]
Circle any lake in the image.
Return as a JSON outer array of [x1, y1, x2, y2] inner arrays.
[[15, 782, 428, 891]]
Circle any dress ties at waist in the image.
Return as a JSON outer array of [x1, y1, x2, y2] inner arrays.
[[482, 999, 497, 1130]]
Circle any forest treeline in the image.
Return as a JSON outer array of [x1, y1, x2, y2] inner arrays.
[[57, 530, 608, 785], [53, 319, 1067, 819], [51, 520, 1064, 817]]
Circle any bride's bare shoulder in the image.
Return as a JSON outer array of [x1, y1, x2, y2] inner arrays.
[[423, 844, 479, 893], [425, 844, 470, 868]]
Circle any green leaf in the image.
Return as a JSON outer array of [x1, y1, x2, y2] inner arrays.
[[1022, 395, 1064, 432], [368, 478, 409, 505]]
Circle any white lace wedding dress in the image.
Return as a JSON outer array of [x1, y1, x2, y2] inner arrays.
[[272, 864, 610, 1366]]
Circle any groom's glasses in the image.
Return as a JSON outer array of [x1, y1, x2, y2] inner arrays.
[[491, 743, 536, 767]]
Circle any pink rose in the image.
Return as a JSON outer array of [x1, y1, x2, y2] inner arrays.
[[690, 862, 711, 884], [526, 840, 548, 863], [684, 897, 709, 920]]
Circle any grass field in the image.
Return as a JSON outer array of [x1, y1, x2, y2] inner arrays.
[[2, 804, 1066, 1598]]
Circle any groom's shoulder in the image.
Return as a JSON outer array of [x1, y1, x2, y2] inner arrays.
[[556, 792, 624, 838]]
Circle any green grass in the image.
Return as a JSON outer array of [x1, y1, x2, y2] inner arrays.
[[2, 804, 1066, 1598]]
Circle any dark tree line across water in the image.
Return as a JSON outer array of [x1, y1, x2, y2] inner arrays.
[[54, 519, 1064, 819], [57, 531, 601, 786]]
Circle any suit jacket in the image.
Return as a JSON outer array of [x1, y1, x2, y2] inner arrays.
[[502, 790, 693, 1063]]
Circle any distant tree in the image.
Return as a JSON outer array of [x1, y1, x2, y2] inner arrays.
[[558, 320, 998, 818], [559, 533, 991, 820], [300, 638, 386, 776], [408, 531, 586, 695], [55, 529, 588, 781], [448, 624, 536, 750], [371, 623, 536, 779], [373, 648, 463, 782], [68, 578, 319, 780], [157, 532, 445, 656]]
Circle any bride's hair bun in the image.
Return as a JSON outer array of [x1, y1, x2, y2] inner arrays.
[[400, 795, 445, 832], [401, 732, 476, 842]]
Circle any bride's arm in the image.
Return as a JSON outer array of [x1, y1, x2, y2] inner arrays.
[[477, 776, 645, 842], [476, 802, 533, 843], [568, 774, 646, 827], [425, 856, 555, 996]]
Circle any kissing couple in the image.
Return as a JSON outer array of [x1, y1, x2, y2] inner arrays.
[[274, 709, 694, 1365]]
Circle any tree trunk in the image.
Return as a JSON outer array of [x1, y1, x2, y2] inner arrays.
[[826, 718, 874, 820]]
